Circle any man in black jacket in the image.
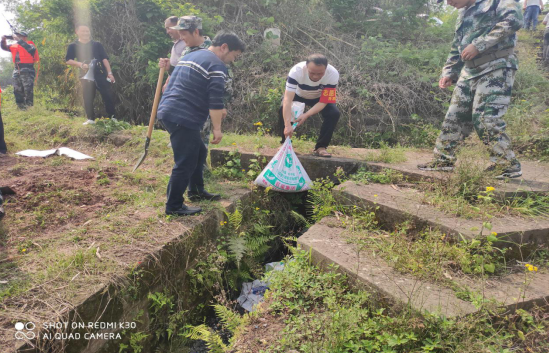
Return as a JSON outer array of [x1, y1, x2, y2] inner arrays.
[[65, 24, 116, 125]]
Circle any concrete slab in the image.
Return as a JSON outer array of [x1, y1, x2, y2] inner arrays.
[[333, 181, 549, 246], [210, 147, 364, 183], [298, 217, 549, 317], [368, 150, 549, 199], [210, 148, 549, 197]]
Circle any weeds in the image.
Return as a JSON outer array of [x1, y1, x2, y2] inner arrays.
[[192, 248, 549, 353], [364, 142, 408, 164]]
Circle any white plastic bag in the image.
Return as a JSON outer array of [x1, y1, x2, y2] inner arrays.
[[291, 102, 305, 122], [254, 102, 312, 192]]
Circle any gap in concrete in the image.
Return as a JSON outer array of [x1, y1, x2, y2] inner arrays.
[[333, 181, 549, 247]]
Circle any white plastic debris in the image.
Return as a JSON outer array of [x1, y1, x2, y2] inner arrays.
[[16, 147, 93, 160], [237, 261, 286, 312], [237, 280, 270, 312], [265, 261, 285, 272], [16, 149, 57, 158]]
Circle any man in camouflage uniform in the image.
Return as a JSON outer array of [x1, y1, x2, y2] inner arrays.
[[418, 0, 523, 179], [1, 31, 40, 110]]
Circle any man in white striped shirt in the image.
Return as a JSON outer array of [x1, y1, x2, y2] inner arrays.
[[280, 54, 340, 157]]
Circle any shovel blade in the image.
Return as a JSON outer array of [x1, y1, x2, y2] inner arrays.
[[132, 137, 151, 172], [132, 150, 148, 172]]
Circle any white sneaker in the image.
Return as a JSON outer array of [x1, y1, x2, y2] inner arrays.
[[83, 119, 96, 125]]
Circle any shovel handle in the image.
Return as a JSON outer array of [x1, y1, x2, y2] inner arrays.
[[146, 66, 166, 139]]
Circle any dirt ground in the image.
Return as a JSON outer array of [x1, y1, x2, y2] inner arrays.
[[0, 140, 245, 351]]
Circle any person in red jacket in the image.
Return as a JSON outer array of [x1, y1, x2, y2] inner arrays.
[[0, 84, 6, 156], [1, 31, 40, 109]]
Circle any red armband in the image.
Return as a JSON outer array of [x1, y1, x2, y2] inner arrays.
[[319, 87, 337, 104]]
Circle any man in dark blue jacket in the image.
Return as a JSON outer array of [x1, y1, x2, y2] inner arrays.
[[157, 31, 245, 216]]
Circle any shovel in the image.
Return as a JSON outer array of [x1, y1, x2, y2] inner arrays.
[[133, 66, 166, 172]]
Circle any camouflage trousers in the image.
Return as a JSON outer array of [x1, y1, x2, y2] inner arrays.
[[543, 29, 549, 63], [434, 68, 519, 166], [13, 69, 35, 109], [200, 116, 211, 148]]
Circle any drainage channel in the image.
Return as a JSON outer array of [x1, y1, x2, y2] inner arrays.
[[16, 188, 313, 353], [150, 190, 312, 353]]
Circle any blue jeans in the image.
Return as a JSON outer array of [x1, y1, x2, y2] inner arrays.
[[162, 120, 207, 211], [524, 5, 541, 30]]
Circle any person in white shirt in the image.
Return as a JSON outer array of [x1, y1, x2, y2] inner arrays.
[[280, 54, 340, 157], [158, 16, 187, 92], [523, 0, 544, 31], [543, 12, 549, 61]]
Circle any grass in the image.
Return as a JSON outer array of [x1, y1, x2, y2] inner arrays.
[[363, 142, 408, 163], [0, 92, 252, 350], [190, 248, 549, 353]]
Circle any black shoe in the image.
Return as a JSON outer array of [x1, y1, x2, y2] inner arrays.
[[188, 190, 221, 202], [486, 163, 522, 179], [166, 205, 202, 216], [417, 160, 454, 172]]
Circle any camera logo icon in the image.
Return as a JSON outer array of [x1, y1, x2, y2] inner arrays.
[[14, 322, 36, 340]]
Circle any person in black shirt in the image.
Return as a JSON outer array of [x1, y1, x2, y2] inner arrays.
[[65, 24, 116, 125]]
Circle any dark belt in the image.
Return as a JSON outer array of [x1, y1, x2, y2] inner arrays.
[[465, 48, 514, 68]]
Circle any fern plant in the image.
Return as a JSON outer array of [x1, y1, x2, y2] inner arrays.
[[185, 325, 228, 353]]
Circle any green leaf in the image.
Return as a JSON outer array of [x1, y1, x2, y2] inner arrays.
[[484, 263, 495, 273]]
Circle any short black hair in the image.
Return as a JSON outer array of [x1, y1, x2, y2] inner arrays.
[[306, 53, 328, 67], [212, 31, 246, 52], [167, 16, 178, 25]]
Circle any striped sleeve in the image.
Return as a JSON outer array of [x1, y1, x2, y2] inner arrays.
[[208, 65, 228, 110], [325, 68, 339, 88], [285, 65, 300, 92]]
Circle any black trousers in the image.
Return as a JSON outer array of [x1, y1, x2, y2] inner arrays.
[[162, 120, 207, 211], [0, 110, 6, 154], [81, 76, 116, 120], [278, 96, 340, 150]]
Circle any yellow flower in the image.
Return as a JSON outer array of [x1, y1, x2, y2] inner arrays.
[[254, 122, 263, 126], [491, 232, 497, 236], [242, 169, 245, 172], [485, 186, 495, 192], [373, 194, 378, 198], [220, 221, 224, 226], [22, 248, 27, 253], [525, 264, 538, 272], [255, 207, 260, 210]]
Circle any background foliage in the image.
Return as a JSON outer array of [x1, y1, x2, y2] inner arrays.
[[2, 0, 453, 147]]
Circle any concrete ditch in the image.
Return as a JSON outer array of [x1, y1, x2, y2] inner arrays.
[[15, 190, 251, 353], [333, 181, 549, 245], [298, 217, 549, 317], [210, 148, 549, 197]]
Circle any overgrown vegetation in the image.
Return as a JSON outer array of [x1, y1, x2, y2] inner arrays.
[[187, 248, 549, 353]]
